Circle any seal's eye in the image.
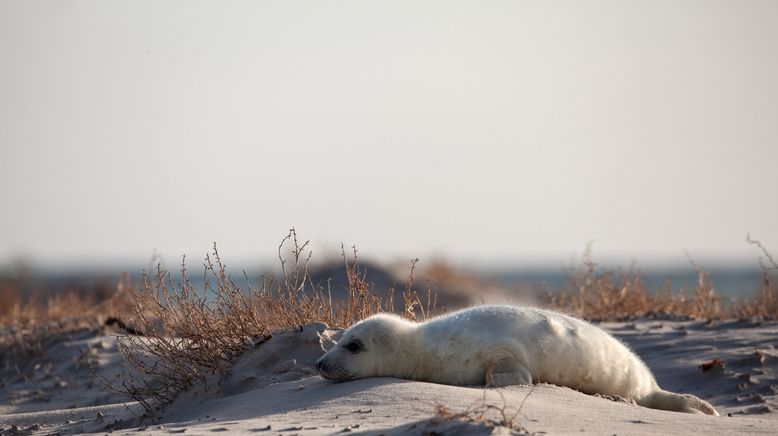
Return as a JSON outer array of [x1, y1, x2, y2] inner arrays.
[[343, 339, 363, 354]]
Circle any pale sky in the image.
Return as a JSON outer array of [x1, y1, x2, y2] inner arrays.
[[1, 1, 776, 269]]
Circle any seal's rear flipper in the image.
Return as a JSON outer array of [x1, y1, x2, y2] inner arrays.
[[639, 390, 719, 416]]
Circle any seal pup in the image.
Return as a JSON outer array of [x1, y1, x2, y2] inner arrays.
[[315, 305, 718, 415]]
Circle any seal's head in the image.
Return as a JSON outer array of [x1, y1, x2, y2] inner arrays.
[[315, 314, 413, 382]]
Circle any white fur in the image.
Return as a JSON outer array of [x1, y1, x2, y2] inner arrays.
[[315, 305, 718, 415]]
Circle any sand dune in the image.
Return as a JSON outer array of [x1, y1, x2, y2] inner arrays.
[[2, 317, 777, 435]]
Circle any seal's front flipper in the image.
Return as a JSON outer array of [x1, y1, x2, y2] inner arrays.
[[486, 360, 532, 387]]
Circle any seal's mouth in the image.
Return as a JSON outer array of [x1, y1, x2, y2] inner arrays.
[[317, 369, 356, 383], [316, 355, 358, 382]]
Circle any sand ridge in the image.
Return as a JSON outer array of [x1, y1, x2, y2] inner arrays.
[[1, 318, 777, 435]]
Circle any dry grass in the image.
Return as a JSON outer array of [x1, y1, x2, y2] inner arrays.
[[105, 229, 433, 413], [547, 242, 770, 321], [0, 272, 129, 365], [731, 234, 778, 318], [434, 387, 532, 433], [0, 276, 124, 329]]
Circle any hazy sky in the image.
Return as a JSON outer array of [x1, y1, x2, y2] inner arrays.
[[1, 1, 776, 269]]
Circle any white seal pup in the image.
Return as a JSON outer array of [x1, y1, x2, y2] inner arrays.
[[315, 305, 718, 415]]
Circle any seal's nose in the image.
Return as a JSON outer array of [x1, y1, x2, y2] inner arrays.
[[315, 358, 323, 371]]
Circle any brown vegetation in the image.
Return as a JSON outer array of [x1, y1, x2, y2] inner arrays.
[[730, 234, 778, 318], [1, 230, 775, 414], [548, 244, 723, 321], [104, 229, 434, 412], [0, 272, 128, 362], [548, 237, 776, 321], [434, 387, 532, 433]]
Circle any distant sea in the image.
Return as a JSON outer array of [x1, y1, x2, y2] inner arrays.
[[9, 264, 770, 301], [488, 266, 769, 299]]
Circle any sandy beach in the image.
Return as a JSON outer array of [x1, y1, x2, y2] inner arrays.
[[2, 315, 776, 435]]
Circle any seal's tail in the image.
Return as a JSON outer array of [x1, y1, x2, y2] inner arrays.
[[638, 390, 719, 416]]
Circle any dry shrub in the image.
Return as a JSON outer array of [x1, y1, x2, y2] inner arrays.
[[105, 252, 265, 409], [258, 236, 389, 329], [109, 228, 434, 413], [434, 387, 532, 433], [550, 238, 778, 321], [550, 244, 722, 321], [732, 235, 778, 319], [0, 279, 123, 329], [0, 272, 130, 364], [399, 257, 438, 321]]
